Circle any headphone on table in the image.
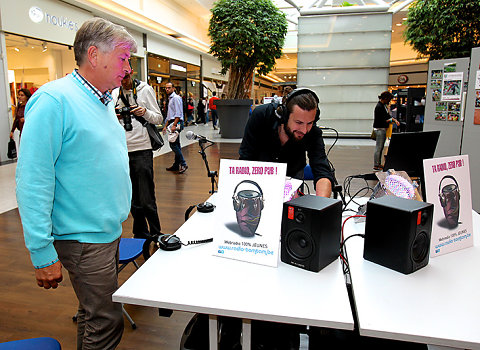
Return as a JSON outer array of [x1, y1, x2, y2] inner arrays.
[[275, 88, 321, 125], [232, 180, 264, 212], [438, 175, 460, 207]]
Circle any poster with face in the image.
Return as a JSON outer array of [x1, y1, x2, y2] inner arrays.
[[423, 155, 473, 257], [212, 159, 287, 267]]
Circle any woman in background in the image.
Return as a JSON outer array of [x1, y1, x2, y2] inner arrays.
[[10, 88, 32, 143], [373, 91, 399, 170]]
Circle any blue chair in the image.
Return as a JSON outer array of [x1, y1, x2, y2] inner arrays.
[[118, 238, 146, 329], [304, 164, 314, 180], [0, 337, 61, 349], [119, 238, 146, 273]]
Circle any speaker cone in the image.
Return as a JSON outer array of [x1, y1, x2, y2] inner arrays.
[[286, 229, 314, 260], [412, 231, 429, 263]]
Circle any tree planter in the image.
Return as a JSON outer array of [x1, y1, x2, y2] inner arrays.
[[215, 99, 253, 139]]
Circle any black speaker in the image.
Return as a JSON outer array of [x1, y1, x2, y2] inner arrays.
[[281, 195, 342, 272], [363, 196, 434, 274]]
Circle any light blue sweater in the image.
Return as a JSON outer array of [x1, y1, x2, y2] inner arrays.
[[16, 74, 132, 269]]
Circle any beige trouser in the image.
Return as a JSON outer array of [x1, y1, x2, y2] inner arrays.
[[54, 239, 123, 350]]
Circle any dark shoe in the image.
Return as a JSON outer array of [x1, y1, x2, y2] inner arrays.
[[133, 232, 150, 239], [178, 165, 188, 174], [166, 165, 179, 171], [373, 166, 383, 171]]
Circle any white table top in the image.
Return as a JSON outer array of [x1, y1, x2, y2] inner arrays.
[[113, 196, 354, 330], [344, 205, 480, 349]]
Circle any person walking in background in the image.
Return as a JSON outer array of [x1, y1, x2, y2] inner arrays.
[[209, 91, 219, 130], [112, 72, 163, 240], [196, 96, 206, 124], [16, 17, 136, 349], [373, 91, 400, 170], [186, 92, 195, 126], [163, 82, 188, 173], [9, 88, 32, 143]]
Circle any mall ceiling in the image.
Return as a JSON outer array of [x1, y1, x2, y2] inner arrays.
[[6, 0, 416, 85]]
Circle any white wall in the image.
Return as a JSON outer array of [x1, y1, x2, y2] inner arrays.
[[297, 12, 392, 136]]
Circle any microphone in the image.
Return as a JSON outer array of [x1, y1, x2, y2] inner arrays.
[[186, 131, 214, 143]]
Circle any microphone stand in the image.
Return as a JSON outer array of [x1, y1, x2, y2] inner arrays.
[[197, 139, 218, 194], [184, 139, 217, 221]]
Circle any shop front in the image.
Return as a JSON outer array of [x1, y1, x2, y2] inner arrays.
[[0, 0, 93, 162], [147, 53, 201, 119]]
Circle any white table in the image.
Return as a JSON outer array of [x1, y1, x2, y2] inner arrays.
[[113, 196, 354, 350], [343, 206, 480, 349]]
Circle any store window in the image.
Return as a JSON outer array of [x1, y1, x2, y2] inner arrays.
[[147, 53, 201, 118], [5, 33, 75, 108], [129, 56, 142, 82]]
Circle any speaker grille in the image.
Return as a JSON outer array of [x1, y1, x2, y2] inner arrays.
[[412, 231, 429, 263], [286, 229, 314, 260]]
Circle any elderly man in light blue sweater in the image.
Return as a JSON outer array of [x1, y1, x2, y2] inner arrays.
[[16, 18, 136, 350]]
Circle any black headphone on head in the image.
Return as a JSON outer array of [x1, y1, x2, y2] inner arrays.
[[276, 88, 320, 124], [232, 180, 264, 212], [438, 175, 460, 207]]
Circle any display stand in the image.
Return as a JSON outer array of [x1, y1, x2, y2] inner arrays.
[[393, 88, 425, 132]]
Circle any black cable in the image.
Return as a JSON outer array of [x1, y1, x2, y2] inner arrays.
[[340, 233, 365, 251], [342, 186, 373, 212], [182, 238, 213, 246]]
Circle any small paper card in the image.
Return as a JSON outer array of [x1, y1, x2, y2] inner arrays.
[[212, 159, 287, 267], [423, 155, 473, 257]]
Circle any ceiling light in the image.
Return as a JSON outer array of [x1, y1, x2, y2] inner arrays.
[[396, 23, 402, 26], [42, 42, 47, 52], [14, 47, 19, 52]]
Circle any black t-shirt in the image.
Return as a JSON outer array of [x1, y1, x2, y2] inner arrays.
[[239, 103, 334, 187], [373, 101, 391, 128]]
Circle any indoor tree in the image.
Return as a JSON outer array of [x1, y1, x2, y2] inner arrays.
[[404, 0, 480, 59], [208, 0, 288, 99]]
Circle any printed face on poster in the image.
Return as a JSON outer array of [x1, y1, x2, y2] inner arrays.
[[423, 155, 473, 257], [212, 159, 287, 267]]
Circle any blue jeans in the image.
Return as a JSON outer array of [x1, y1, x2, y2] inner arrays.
[[168, 120, 186, 167], [211, 109, 218, 127], [374, 128, 387, 167]]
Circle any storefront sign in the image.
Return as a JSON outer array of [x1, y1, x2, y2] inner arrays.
[[0, 0, 92, 45], [171, 63, 187, 73], [32, 6, 80, 32]]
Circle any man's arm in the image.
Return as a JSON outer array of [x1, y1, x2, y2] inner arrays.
[[35, 261, 63, 289], [169, 96, 184, 132], [306, 127, 335, 198], [133, 85, 163, 125], [315, 178, 332, 198], [16, 91, 64, 287]]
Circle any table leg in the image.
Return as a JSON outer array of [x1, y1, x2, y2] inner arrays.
[[208, 314, 218, 350], [242, 318, 251, 350]]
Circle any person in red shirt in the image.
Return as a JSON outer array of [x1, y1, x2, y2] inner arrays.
[[208, 91, 219, 130]]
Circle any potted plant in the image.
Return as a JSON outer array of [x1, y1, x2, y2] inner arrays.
[[208, 0, 288, 138], [404, 0, 480, 59]]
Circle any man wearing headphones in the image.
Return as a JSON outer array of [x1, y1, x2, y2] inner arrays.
[[239, 88, 334, 198]]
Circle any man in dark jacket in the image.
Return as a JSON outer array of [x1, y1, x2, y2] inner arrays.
[[239, 88, 334, 197]]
